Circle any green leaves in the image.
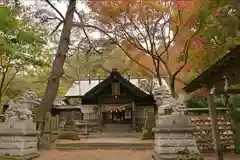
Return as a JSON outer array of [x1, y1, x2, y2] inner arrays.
[[186, 0, 240, 82], [176, 55, 184, 62], [0, 5, 50, 101], [0, 5, 17, 31]]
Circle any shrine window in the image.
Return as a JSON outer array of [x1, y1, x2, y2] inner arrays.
[[125, 108, 132, 119], [83, 112, 98, 120], [111, 82, 120, 95]]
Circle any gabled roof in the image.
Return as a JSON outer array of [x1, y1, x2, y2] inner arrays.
[[65, 79, 104, 97], [183, 45, 240, 93], [84, 69, 149, 98], [65, 71, 169, 98]]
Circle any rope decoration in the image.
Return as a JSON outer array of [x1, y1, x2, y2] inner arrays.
[[103, 104, 131, 112]]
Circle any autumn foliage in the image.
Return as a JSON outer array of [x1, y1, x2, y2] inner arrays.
[[87, 0, 236, 95]]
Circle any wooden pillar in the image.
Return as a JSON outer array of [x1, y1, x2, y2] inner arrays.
[[206, 87, 224, 160], [153, 103, 157, 115], [98, 103, 103, 133], [132, 101, 136, 132]]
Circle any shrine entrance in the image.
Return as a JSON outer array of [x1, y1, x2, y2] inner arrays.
[[102, 104, 133, 132], [80, 68, 155, 133], [103, 104, 132, 124]]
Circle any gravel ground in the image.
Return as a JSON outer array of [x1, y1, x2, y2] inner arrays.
[[35, 150, 240, 160]]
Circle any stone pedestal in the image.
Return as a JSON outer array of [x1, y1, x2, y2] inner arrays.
[[0, 119, 39, 159], [0, 101, 39, 159], [152, 87, 201, 160], [152, 115, 200, 160]]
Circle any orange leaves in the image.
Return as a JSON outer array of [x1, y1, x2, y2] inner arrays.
[[175, 0, 188, 10], [88, 0, 171, 24], [175, 0, 198, 11]]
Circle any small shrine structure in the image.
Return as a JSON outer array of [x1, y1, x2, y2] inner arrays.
[[183, 45, 240, 158]]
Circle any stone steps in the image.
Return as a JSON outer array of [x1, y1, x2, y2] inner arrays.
[[56, 142, 153, 150], [103, 124, 132, 132], [78, 132, 141, 138]]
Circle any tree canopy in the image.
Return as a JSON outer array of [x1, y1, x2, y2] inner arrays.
[[0, 5, 49, 103], [0, 0, 238, 102], [83, 0, 240, 96]]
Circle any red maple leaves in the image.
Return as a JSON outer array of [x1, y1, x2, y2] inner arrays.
[[183, 65, 192, 71], [176, 61, 192, 72], [191, 36, 204, 52], [175, 0, 188, 10], [214, 8, 221, 17]]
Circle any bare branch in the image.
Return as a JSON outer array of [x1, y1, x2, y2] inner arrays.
[[50, 21, 63, 35], [173, 39, 190, 77], [159, 10, 182, 57], [72, 22, 158, 77], [75, 11, 103, 55], [125, 14, 150, 50], [44, 0, 65, 21], [1, 68, 20, 95], [173, 20, 203, 77], [116, 23, 153, 58]]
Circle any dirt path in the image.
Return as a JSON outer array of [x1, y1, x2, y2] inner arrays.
[[35, 150, 152, 160], [35, 150, 240, 160]]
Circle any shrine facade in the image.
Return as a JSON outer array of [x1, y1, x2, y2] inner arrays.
[[53, 68, 167, 133]]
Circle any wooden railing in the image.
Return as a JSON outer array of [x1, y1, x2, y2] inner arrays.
[[37, 113, 60, 148]]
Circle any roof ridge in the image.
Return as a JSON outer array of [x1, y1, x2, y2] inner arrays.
[[74, 77, 152, 82]]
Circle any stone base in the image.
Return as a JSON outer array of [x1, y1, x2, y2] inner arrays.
[[0, 118, 36, 131], [152, 115, 201, 160], [152, 151, 203, 160], [0, 148, 38, 156], [0, 122, 39, 158], [0, 153, 40, 160]]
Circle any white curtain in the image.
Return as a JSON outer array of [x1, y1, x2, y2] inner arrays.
[[80, 105, 97, 113]]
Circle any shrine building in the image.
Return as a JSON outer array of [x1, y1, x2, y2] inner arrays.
[[52, 68, 168, 133]]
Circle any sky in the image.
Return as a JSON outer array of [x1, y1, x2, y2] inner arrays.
[[21, 0, 90, 14], [18, 0, 170, 52], [20, 0, 101, 42]]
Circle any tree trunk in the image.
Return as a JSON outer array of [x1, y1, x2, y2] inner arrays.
[[0, 67, 8, 106], [169, 76, 176, 98], [37, 0, 76, 134]]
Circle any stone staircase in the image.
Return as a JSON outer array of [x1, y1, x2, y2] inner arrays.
[[103, 124, 132, 132]]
